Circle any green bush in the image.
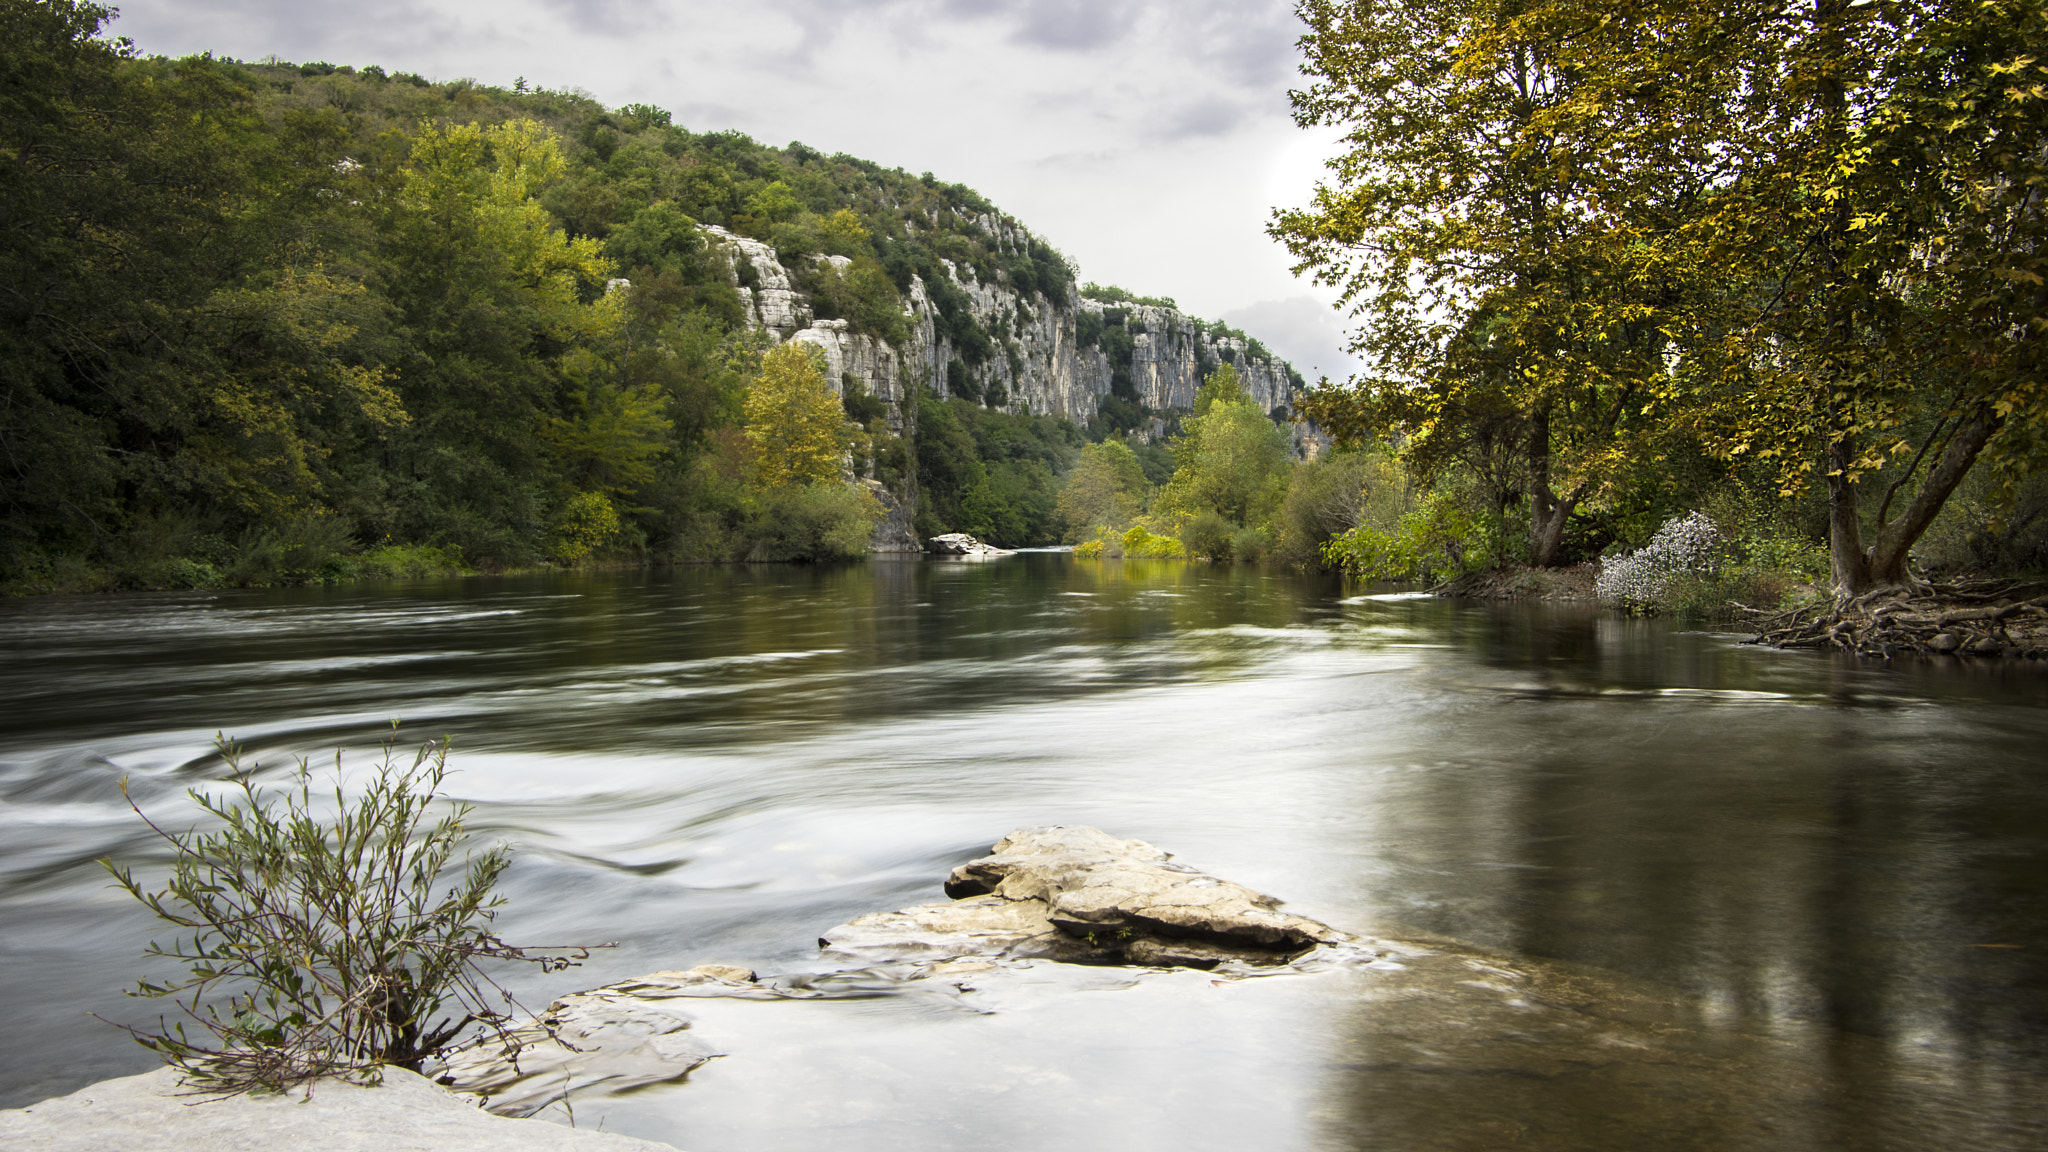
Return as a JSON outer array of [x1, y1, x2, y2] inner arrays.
[[102, 733, 591, 1094], [1181, 509, 1237, 558], [1322, 489, 1484, 582], [742, 481, 883, 561]]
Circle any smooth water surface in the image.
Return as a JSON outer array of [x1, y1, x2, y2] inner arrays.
[[2, 556, 2044, 1149]]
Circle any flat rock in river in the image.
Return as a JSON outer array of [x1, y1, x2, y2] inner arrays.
[[822, 825, 1350, 967]]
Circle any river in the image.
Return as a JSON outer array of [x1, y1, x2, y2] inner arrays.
[[2, 555, 2044, 1150]]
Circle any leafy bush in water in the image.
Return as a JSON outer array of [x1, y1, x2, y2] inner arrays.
[[102, 734, 593, 1095], [1073, 523, 1186, 559], [1320, 491, 1481, 582], [1595, 511, 1726, 611]]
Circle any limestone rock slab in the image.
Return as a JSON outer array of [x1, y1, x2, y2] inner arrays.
[[0, 1066, 676, 1152], [926, 532, 1017, 557], [826, 825, 1350, 969]]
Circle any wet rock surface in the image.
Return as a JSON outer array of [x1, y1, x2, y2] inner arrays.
[[925, 532, 1016, 558], [829, 825, 1348, 966], [433, 827, 1368, 1118]]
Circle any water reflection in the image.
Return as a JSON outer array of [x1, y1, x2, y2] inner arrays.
[[0, 557, 2043, 1148]]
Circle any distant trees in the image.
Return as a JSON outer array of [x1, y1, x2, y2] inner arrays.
[[0, 0, 1067, 587], [1155, 367, 1294, 554], [1055, 440, 1151, 541]]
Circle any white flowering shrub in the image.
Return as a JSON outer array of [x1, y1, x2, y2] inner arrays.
[[1596, 511, 1726, 610]]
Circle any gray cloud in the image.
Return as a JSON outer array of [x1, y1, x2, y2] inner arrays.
[[540, 0, 672, 36], [1219, 296, 1367, 382], [1152, 94, 1252, 142]]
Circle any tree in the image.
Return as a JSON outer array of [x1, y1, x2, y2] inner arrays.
[[1283, 0, 2048, 592], [1055, 439, 1152, 540], [1664, 0, 2048, 591], [1276, 0, 1718, 567], [744, 342, 850, 486], [1155, 365, 1293, 532]]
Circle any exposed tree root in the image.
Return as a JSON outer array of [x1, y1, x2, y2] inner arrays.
[[1746, 579, 2048, 660]]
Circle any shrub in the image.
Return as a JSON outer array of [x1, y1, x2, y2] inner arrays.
[[1596, 511, 1727, 611], [1320, 490, 1482, 582], [1181, 509, 1236, 558], [102, 733, 593, 1095], [1121, 524, 1185, 558], [743, 481, 883, 561]]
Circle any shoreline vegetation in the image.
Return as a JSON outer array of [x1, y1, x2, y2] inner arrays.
[[6, 1, 2044, 656]]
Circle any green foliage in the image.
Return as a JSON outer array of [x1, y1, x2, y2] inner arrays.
[[1181, 509, 1238, 559], [745, 343, 854, 487], [738, 482, 884, 562], [1268, 449, 1405, 571], [101, 733, 590, 1093], [1282, 0, 2048, 589], [1074, 523, 1187, 559], [1080, 283, 1177, 309], [0, 12, 1099, 587], [913, 392, 1080, 546], [1055, 439, 1153, 541], [1155, 366, 1294, 540], [1321, 490, 1483, 584]]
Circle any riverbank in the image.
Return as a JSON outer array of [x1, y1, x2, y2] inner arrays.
[[1433, 562, 1601, 603], [1436, 562, 2048, 660]]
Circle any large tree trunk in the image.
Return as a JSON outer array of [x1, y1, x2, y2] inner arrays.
[[1863, 402, 2000, 586], [1829, 402, 2001, 594], [1826, 428, 1873, 593], [1526, 403, 1574, 567]]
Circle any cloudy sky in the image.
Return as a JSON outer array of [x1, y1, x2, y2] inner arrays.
[[108, 0, 1366, 380]]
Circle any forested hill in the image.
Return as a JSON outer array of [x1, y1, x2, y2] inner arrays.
[[0, 1, 1306, 590]]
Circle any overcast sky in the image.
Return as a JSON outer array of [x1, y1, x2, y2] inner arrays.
[[108, 0, 1366, 381]]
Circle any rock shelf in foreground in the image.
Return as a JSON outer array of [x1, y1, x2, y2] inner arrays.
[[9, 826, 1359, 1144], [0, 1065, 677, 1152]]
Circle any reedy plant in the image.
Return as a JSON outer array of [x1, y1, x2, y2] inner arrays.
[[101, 731, 597, 1095]]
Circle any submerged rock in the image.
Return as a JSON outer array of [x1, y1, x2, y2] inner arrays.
[[824, 825, 1350, 968], [926, 532, 1016, 557]]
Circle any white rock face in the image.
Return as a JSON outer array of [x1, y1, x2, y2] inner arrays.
[[0, 1065, 677, 1152], [697, 223, 1311, 443]]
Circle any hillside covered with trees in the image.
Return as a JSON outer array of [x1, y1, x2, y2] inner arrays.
[[0, 0, 1315, 592]]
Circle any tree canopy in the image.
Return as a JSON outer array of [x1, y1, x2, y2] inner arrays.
[[1278, 0, 2048, 591]]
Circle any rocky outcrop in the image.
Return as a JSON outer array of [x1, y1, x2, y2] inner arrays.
[[822, 826, 1350, 968], [862, 480, 920, 552], [0, 1065, 677, 1152], [697, 226, 1309, 439], [925, 532, 1016, 558]]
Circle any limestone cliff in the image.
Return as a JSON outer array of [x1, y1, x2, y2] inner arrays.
[[700, 222, 1309, 445]]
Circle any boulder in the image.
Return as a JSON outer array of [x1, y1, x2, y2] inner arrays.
[[0, 1065, 676, 1152], [822, 825, 1349, 969], [926, 532, 1016, 557]]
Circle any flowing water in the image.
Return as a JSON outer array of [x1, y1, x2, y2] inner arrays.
[[2, 555, 2045, 1150]]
